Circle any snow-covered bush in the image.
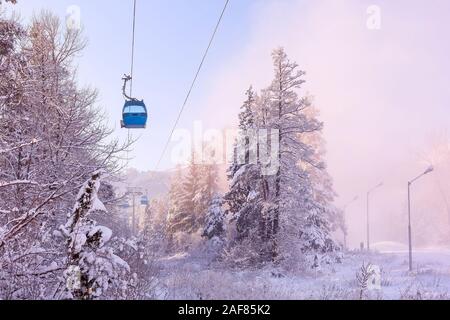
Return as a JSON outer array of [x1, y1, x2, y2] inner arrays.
[[299, 207, 342, 269], [109, 237, 163, 300], [222, 238, 263, 269], [170, 230, 204, 254]]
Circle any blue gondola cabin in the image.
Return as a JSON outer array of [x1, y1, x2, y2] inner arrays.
[[121, 100, 148, 129], [119, 201, 131, 209], [140, 195, 149, 206]]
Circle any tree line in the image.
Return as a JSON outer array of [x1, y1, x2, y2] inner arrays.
[[164, 49, 343, 270]]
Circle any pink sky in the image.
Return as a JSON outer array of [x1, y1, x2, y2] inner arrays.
[[199, 0, 450, 247]]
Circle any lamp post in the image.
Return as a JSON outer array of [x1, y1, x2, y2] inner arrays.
[[342, 196, 359, 250], [407, 166, 434, 272], [366, 182, 383, 251]]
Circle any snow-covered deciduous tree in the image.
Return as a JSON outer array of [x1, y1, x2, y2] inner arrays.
[[61, 171, 129, 300], [0, 11, 131, 299], [295, 98, 342, 263], [0, 0, 17, 5]]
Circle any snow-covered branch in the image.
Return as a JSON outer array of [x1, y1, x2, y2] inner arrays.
[[61, 171, 128, 300], [0, 139, 40, 155], [0, 180, 39, 189]]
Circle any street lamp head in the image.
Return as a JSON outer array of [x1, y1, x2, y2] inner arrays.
[[368, 182, 384, 195], [424, 166, 434, 175]]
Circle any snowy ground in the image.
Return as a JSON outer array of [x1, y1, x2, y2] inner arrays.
[[155, 243, 450, 300]]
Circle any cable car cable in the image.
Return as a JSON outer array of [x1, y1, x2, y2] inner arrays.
[[154, 0, 230, 171], [130, 0, 137, 97], [126, 0, 137, 164], [128, 0, 136, 159], [121, 0, 148, 130]]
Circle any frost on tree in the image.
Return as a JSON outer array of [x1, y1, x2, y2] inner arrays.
[[225, 87, 263, 235], [167, 154, 220, 245], [0, 11, 131, 299], [196, 153, 219, 228], [202, 196, 226, 244], [225, 49, 340, 268], [167, 166, 196, 236], [61, 171, 129, 300]]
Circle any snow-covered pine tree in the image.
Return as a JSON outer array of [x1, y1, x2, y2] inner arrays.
[[224, 49, 340, 268], [226, 87, 257, 185], [224, 87, 271, 264], [181, 152, 202, 231], [61, 171, 129, 300], [196, 146, 220, 228], [168, 154, 221, 252], [299, 198, 342, 268], [167, 158, 201, 235], [141, 196, 169, 256], [225, 87, 261, 226], [202, 195, 226, 244], [247, 47, 314, 262], [264, 48, 339, 266], [167, 166, 191, 236], [227, 49, 339, 267], [239, 86, 256, 132]]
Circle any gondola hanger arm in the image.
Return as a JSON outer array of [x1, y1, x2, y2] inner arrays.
[[122, 74, 136, 101]]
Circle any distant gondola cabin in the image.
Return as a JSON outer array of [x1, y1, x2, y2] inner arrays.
[[140, 196, 149, 206]]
